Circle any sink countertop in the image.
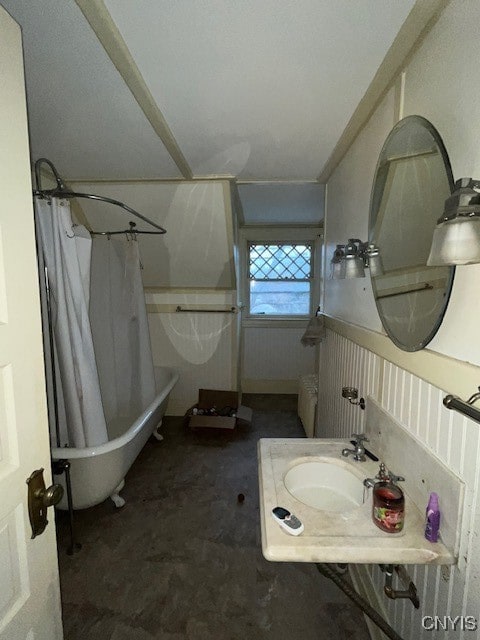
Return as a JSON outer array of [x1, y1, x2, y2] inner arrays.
[[258, 438, 455, 565]]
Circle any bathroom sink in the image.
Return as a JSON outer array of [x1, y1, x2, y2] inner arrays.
[[258, 438, 456, 564], [284, 461, 364, 512]]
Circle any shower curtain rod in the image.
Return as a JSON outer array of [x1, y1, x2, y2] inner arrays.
[[90, 221, 162, 237], [33, 158, 166, 235]]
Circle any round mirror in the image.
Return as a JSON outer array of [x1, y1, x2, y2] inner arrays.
[[369, 116, 455, 351]]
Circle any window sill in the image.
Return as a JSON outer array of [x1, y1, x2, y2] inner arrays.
[[242, 316, 311, 329]]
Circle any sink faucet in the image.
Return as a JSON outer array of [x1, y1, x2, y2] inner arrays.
[[342, 433, 369, 462], [364, 462, 406, 488]]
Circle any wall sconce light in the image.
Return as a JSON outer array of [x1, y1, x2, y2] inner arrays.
[[331, 239, 384, 279], [428, 178, 480, 265]]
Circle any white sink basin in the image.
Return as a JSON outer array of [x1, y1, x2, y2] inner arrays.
[[284, 461, 364, 512], [258, 437, 455, 565]]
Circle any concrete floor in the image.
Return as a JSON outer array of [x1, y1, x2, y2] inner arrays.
[[56, 394, 370, 640]]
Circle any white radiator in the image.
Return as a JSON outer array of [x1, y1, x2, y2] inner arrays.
[[298, 374, 318, 438]]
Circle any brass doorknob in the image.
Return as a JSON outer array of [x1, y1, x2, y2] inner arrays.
[[35, 483, 64, 507], [27, 468, 64, 538]]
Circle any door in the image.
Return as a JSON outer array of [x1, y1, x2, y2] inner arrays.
[[0, 7, 63, 640]]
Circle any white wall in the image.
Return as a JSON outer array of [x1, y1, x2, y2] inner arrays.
[[238, 225, 321, 393], [147, 290, 237, 414], [324, 86, 394, 332], [242, 325, 316, 393], [237, 183, 325, 225], [70, 180, 237, 413], [324, 0, 480, 365], [69, 181, 235, 289], [322, 1, 480, 636], [73, 179, 318, 407]]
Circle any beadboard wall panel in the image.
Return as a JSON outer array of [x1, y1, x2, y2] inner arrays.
[[318, 328, 480, 640], [147, 291, 236, 414], [317, 329, 380, 438], [375, 359, 480, 639], [242, 326, 315, 393]]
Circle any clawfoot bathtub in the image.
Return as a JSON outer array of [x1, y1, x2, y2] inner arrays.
[[52, 367, 178, 510]]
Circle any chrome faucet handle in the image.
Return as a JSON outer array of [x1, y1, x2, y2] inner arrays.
[[342, 434, 370, 462], [351, 433, 369, 444], [376, 462, 405, 483], [376, 462, 389, 481]]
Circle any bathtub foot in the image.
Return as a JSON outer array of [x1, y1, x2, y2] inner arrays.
[[153, 420, 164, 442], [111, 494, 126, 508], [110, 479, 126, 509]]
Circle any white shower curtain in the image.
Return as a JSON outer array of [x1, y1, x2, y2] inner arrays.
[[35, 197, 108, 448], [89, 236, 156, 425]]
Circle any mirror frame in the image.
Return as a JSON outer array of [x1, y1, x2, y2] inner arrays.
[[369, 115, 455, 352]]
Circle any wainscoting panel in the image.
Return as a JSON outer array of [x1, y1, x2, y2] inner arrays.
[[146, 290, 237, 414], [318, 328, 480, 639], [317, 329, 380, 438], [242, 325, 315, 393]]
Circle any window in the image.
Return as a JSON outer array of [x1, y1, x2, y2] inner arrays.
[[248, 243, 313, 316]]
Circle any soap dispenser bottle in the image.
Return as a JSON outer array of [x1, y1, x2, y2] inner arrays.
[[425, 492, 440, 542], [372, 463, 405, 533]]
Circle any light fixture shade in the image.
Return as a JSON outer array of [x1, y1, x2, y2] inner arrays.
[[365, 244, 384, 276], [428, 177, 480, 266], [427, 217, 480, 265], [368, 253, 384, 277], [342, 255, 365, 278], [331, 261, 344, 279]]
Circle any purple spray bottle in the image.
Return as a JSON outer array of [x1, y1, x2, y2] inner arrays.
[[425, 492, 440, 542]]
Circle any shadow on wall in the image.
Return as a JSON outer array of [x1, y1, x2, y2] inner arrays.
[[139, 180, 237, 410], [194, 140, 251, 177], [140, 181, 234, 289], [159, 313, 234, 365]]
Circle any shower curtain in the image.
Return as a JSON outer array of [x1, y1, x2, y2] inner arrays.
[[35, 197, 108, 448], [89, 236, 156, 426]]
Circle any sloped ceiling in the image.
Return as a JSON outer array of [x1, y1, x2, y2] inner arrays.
[[2, 0, 415, 182], [103, 0, 415, 181], [1, 0, 181, 180]]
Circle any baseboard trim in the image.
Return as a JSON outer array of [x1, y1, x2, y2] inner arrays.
[[348, 564, 391, 640], [165, 397, 191, 417]]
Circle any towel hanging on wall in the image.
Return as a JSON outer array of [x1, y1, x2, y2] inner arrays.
[[301, 313, 326, 346]]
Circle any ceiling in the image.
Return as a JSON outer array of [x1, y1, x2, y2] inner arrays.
[[2, 0, 415, 182]]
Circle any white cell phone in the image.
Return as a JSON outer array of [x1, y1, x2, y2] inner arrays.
[[271, 506, 304, 536]]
